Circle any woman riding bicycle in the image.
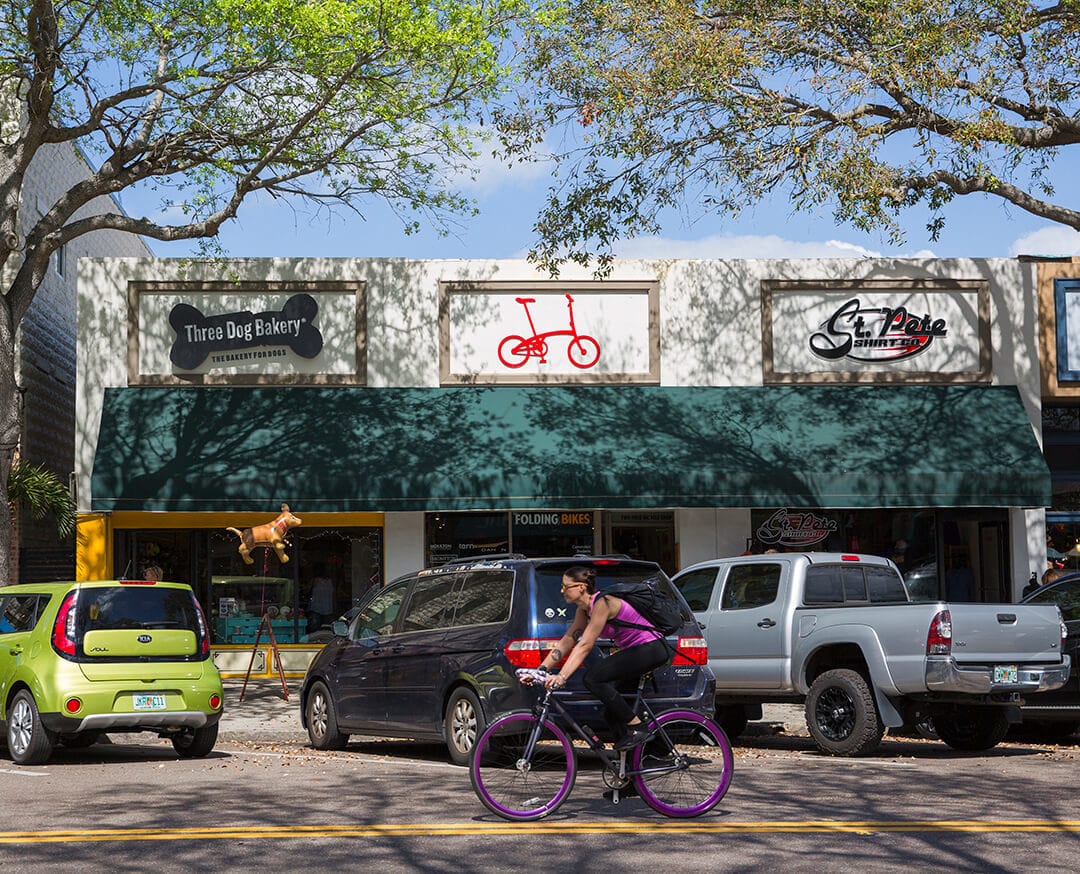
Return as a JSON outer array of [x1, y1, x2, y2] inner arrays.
[[535, 566, 670, 751]]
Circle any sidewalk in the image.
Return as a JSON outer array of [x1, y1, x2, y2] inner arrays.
[[216, 679, 808, 744], [218, 679, 308, 743]]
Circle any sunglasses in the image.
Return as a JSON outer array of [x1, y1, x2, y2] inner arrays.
[[560, 582, 585, 592]]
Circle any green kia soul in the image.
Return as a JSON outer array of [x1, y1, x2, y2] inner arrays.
[[0, 580, 224, 765]]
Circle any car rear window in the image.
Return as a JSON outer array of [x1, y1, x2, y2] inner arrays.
[[533, 560, 690, 624], [75, 585, 199, 635], [804, 564, 908, 605]]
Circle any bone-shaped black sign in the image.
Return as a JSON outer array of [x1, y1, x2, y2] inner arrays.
[[169, 293, 324, 370]]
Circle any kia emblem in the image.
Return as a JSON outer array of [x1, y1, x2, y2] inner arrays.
[[137, 634, 152, 644]]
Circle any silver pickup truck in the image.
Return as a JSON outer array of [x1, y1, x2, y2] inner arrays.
[[673, 552, 1070, 756]]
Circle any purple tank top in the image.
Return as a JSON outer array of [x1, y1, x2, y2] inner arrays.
[[590, 592, 660, 648]]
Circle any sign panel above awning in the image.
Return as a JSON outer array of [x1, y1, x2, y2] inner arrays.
[[90, 384, 1051, 513]]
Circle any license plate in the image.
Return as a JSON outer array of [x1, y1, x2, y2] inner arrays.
[[993, 665, 1018, 684], [133, 694, 167, 711]]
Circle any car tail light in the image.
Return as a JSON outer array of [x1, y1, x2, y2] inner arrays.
[[52, 590, 79, 657], [209, 694, 222, 710], [190, 591, 211, 656], [120, 579, 157, 585], [65, 697, 82, 714], [673, 636, 708, 665], [927, 609, 952, 655], [504, 638, 563, 669]]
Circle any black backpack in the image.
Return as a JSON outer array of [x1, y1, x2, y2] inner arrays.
[[602, 580, 684, 637]]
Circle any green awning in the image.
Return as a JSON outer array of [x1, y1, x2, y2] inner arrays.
[[90, 384, 1051, 512]]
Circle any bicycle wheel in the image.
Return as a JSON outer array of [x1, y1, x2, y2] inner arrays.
[[497, 335, 530, 368], [632, 711, 733, 817], [470, 712, 576, 821], [567, 335, 600, 368]]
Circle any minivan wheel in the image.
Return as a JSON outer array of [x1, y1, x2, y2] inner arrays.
[[445, 687, 484, 766], [715, 706, 749, 741], [7, 690, 56, 766], [806, 668, 884, 757], [306, 681, 349, 750], [932, 705, 1009, 751], [172, 723, 219, 758]]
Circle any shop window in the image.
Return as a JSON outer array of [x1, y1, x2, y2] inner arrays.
[[117, 525, 382, 646], [1053, 279, 1080, 383], [512, 510, 595, 557], [426, 512, 509, 566]]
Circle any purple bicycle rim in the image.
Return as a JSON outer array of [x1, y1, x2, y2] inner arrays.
[[472, 713, 575, 819], [632, 711, 733, 817]]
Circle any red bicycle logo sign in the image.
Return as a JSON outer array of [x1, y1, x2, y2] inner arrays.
[[497, 294, 601, 369]]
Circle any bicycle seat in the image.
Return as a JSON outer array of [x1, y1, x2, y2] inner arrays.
[[515, 297, 535, 304]]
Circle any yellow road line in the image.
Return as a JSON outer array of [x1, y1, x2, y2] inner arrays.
[[2, 820, 1080, 843]]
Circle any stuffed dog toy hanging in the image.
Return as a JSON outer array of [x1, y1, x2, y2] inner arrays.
[[226, 504, 302, 564]]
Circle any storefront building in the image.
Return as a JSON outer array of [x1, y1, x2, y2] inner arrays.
[[74, 258, 1052, 676], [1031, 257, 1080, 575]]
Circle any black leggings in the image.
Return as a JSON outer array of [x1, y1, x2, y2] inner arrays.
[[582, 639, 670, 737]]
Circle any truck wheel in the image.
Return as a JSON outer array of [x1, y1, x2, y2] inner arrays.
[[715, 706, 748, 741], [806, 668, 884, 756], [931, 705, 1009, 751]]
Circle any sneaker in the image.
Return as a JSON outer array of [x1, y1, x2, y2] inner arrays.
[[613, 726, 655, 751]]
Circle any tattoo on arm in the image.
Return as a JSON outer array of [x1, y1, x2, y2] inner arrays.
[[572, 629, 583, 643], [550, 647, 563, 662]]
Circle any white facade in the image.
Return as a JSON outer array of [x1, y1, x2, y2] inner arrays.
[[77, 256, 1047, 598]]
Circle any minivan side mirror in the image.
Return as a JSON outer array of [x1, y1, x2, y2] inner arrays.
[[331, 619, 349, 638]]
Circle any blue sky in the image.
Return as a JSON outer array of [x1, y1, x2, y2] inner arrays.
[[128, 144, 1080, 264]]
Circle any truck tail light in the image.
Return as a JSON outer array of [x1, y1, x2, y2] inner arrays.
[[1061, 614, 1068, 653], [52, 590, 79, 657], [673, 636, 708, 665], [927, 609, 952, 655], [504, 638, 563, 669]]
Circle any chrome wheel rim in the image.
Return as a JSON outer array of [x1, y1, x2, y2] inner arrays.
[[451, 698, 477, 753], [310, 690, 329, 740], [9, 697, 32, 757]]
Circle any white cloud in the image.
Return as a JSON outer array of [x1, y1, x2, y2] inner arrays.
[[611, 232, 936, 260], [1008, 225, 1080, 258], [444, 126, 555, 196]]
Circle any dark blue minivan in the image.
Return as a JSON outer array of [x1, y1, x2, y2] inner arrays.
[[301, 555, 714, 764]]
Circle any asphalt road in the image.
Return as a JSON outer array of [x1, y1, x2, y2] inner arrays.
[[2, 730, 1079, 873]]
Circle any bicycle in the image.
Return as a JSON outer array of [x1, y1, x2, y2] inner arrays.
[[497, 294, 601, 369], [469, 667, 734, 821]]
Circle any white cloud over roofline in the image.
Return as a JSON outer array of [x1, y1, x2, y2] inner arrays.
[[611, 232, 936, 260], [1009, 225, 1080, 258]]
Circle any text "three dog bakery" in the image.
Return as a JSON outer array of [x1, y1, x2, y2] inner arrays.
[[169, 293, 324, 370]]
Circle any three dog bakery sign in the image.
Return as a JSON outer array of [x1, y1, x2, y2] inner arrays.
[[170, 294, 323, 369], [131, 281, 364, 385]]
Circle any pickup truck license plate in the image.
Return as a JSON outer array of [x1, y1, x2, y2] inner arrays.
[[993, 665, 1018, 684], [133, 694, 167, 711]]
